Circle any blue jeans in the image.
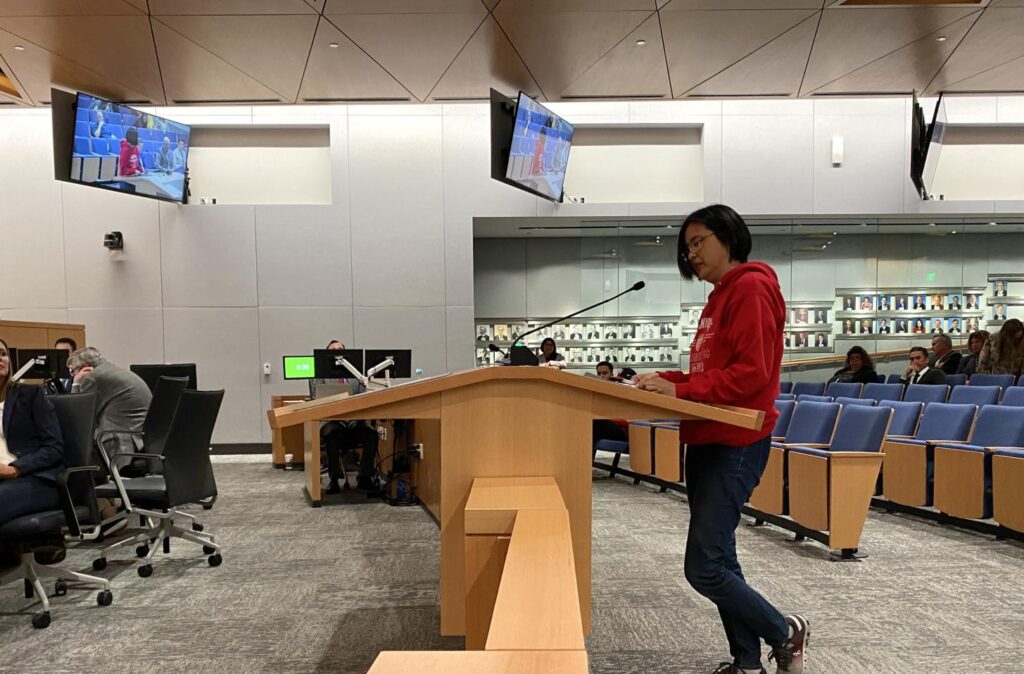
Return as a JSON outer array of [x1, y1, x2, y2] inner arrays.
[[684, 437, 789, 670]]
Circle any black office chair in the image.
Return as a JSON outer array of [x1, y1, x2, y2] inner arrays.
[[93, 390, 224, 576], [0, 393, 113, 628]]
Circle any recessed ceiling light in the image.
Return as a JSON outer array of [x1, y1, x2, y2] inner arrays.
[[929, 223, 936, 227], [635, 39, 647, 46], [832, 231, 838, 236], [990, 221, 998, 226], [13, 45, 25, 51], [936, 36, 947, 42], [328, 42, 339, 48], [951, 230, 957, 235]]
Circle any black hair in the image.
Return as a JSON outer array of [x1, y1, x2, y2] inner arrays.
[[676, 204, 752, 280], [125, 127, 139, 146], [909, 346, 928, 359], [54, 336, 78, 351], [596, 361, 613, 373], [845, 345, 874, 371], [539, 337, 561, 361], [326, 340, 344, 349]]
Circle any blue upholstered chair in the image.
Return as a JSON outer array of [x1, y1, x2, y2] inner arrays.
[[949, 385, 1001, 407], [903, 384, 949, 404], [863, 383, 903, 401], [969, 374, 1015, 388], [886, 374, 902, 384], [1001, 387, 1024, 407], [595, 438, 630, 478], [876, 401, 923, 437], [797, 394, 832, 403], [945, 373, 967, 388], [825, 382, 862, 399], [933, 405, 1024, 520], [792, 382, 826, 398], [779, 382, 793, 395], [772, 399, 796, 441], [835, 396, 874, 407], [776, 393, 796, 401], [992, 448, 1024, 533]]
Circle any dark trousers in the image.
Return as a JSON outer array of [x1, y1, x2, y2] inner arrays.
[[322, 423, 379, 482], [0, 476, 61, 527], [592, 420, 627, 447], [684, 437, 788, 670]]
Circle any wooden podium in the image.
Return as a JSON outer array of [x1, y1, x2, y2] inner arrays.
[[268, 366, 763, 637]]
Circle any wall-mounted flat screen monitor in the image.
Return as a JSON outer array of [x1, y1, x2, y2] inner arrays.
[[282, 355, 316, 380], [502, 91, 574, 202], [70, 92, 191, 203], [920, 94, 946, 200]]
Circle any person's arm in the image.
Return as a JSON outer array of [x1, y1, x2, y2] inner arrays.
[[673, 292, 777, 404], [943, 353, 962, 374], [9, 388, 64, 478]]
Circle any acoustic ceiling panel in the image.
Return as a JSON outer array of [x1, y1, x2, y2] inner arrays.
[[662, 9, 818, 95], [151, 20, 284, 103], [0, 1, 143, 16], [810, 13, 978, 95], [934, 52, 1024, 92], [297, 16, 412, 101], [687, 13, 819, 96], [305, 0, 326, 12], [155, 14, 318, 101], [0, 26, 155, 104], [927, 7, 1024, 92], [560, 12, 670, 98], [325, 0, 488, 13], [0, 15, 164, 101], [663, 0, 824, 8], [428, 15, 540, 100], [492, 0, 657, 9], [148, 0, 318, 15], [327, 10, 487, 101], [493, 5, 652, 96], [802, 7, 979, 93]]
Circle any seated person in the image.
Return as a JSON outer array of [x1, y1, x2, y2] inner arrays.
[[68, 347, 152, 481], [0, 338, 65, 531], [592, 361, 627, 450], [172, 138, 187, 172], [43, 336, 78, 395], [928, 334, 961, 375], [154, 136, 174, 172], [118, 127, 146, 177], [957, 330, 989, 377], [827, 346, 877, 385], [537, 338, 565, 367], [312, 340, 379, 494], [900, 346, 947, 386]]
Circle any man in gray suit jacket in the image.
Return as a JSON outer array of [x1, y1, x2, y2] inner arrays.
[[67, 347, 152, 463]]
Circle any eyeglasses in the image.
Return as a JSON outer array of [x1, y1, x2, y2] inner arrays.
[[683, 233, 714, 258]]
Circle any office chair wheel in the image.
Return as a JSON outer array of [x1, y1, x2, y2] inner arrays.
[[136, 544, 149, 558], [137, 564, 153, 578], [203, 545, 216, 555], [97, 590, 113, 607], [32, 612, 51, 629], [92, 558, 107, 571], [54, 580, 68, 597], [192, 523, 204, 532], [207, 553, 222, 567]]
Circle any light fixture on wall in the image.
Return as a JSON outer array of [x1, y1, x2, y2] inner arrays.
[[831, 135, 844, 166], [13, 45, 25, 51], [328, 42, 339, 48]]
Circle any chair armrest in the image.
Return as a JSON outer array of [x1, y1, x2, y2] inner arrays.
[[780, 443, 829, 449], [56, 465, 103, 538], [827, 451, 884, 461], [885, 434, 914, 439]]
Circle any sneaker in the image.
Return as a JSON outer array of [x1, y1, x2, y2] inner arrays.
[[712, 664, 766, 674], [769, 614, 810, 673]]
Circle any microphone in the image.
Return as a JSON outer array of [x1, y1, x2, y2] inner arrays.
[[508, 281, 647, 366], [488, 343, 508, 358]]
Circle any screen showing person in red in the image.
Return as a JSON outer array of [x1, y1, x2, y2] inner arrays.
[[119, 127, 145, 177]]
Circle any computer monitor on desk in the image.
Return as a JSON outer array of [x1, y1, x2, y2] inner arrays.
[[16, 349, 69, 380], [314, 349, 364, 380], [282, 355, 316, 380], [365, 349, 412, 380]]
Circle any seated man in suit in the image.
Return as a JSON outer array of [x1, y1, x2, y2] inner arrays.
[[311, 340, 379, 494], [929, 334, 961, 375], [42, 336, 78, 395], [68, 347, 152, 481], [900, 346, 948, 387]]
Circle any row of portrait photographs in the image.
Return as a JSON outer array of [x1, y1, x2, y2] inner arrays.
[[790, 308, 830, 325], [785, 332, 829, 348], [840, 294, 982, 312], [841, 317, 980, 334], [565, 347, 677, 364], [475, 323, 677, 342]]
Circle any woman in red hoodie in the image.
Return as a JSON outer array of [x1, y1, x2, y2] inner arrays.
[[634, 205, 807, 674]]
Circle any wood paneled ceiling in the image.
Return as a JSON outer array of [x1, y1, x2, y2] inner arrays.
[[0, 0, 1022, 107]]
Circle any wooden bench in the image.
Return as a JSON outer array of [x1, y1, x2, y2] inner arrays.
[[653, 424, 682, 483], [368, 650, 588, 673]]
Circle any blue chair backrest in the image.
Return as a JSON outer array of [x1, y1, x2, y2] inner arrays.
[[967, 405, 1024, 448], [1002, 387, 1024, 407], [831, 405, 893, 452], [949, 385, 1001, 407], [916, 403, 976, 442], [106, 124, 122, 139], [970, 374, 1015, 388], [886, 374, 902, 384], [772, 400, 796, 438], [945, 373, 967, 388], [74, 136, 92, 155], [779, 382, 793, 394], [107, 112, 122, 125], [903, 384, 949, 404], [877, 400, 923, 436], [75, 120, 89, 137], [797, 394, 832, 403], [874, 373, 885, 383], [783, 401, 840, 445], [863, 383, 902, 401], [776, 393, 796, 401], [90, 137, 106, 155], [836, 396, 874, 407], [792, 382, 825, 398], [826, 382, 862, 399]]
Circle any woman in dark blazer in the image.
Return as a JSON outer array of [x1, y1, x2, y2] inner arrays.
[[0, 338, 65, 527], [827, 345, 877, 385]]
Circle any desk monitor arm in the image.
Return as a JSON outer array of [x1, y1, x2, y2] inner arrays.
[[11, 357, 45, 383], [335, 355, 370, 389], [367, 357, 396, 388]]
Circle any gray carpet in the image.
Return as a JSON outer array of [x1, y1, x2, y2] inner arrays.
[[1, 457, 1022, 673]]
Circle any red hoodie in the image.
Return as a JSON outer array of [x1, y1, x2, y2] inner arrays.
[[658, 262, 785, 447]]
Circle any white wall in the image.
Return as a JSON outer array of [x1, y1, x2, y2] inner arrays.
[[188, 146, 332, 205], [4, 95, 1024, 443]]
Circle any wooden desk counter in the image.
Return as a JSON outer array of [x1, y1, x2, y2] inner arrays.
[[368, 650, 588, 674]]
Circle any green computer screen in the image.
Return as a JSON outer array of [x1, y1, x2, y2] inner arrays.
[[283, 355, 316, 380]]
